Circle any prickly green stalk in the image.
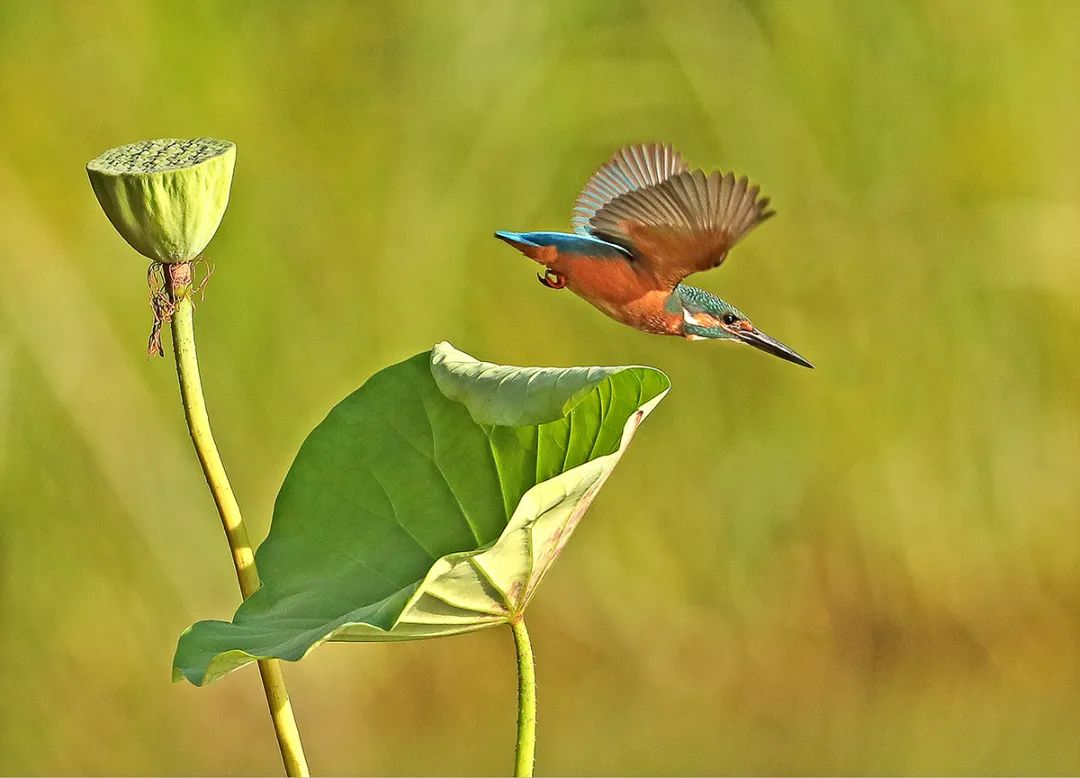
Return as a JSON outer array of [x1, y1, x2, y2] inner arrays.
[[510, 617, 537, 777], [165, 263, 309, 776]]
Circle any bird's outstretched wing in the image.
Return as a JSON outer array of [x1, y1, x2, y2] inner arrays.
[[585, 161, 774, 289], [571, 143, 689, 236]]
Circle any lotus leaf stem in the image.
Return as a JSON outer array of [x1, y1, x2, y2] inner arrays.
[[510, 617, 537, 777]]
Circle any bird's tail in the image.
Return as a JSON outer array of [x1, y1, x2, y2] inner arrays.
[[493, 231, 553, 263], [494, 230, 536, 248]]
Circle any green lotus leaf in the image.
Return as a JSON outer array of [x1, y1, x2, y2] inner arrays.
[[173, 342, 669, 686], [87, 138, 235, 263]]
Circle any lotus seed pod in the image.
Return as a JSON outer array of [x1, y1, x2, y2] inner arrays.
[[87, 138, 236, 263]]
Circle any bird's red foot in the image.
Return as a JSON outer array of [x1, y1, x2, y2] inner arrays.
[[537, 270, 566, 289]]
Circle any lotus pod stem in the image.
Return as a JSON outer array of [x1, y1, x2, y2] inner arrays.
[[164, 263, 310, 776]]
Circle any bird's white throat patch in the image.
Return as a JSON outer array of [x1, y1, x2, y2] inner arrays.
[[682, 308, 704, 325], [682, 308, 708, 341]]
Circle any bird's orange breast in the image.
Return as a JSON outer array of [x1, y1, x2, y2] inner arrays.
[[552, 253, 683, 336]]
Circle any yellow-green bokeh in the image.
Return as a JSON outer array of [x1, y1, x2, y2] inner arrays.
[[1, 1, 1079, 774]]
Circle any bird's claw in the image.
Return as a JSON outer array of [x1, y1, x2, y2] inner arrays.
[[537, 270, 566, 289]]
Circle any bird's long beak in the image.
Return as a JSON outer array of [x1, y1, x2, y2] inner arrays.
[[736, 327, 814, 368]]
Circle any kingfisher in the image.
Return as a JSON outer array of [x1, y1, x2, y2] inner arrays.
[[495, 143, 813, 368]]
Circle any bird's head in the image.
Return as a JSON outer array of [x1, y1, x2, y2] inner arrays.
[[670, 284, 814, 368]]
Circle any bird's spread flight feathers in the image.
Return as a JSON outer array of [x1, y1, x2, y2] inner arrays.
[[504, 143, 774, 292], [588, 167, 774, 287], [571, 143, 689, 235]]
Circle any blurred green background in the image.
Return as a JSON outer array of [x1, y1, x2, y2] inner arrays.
[[2, 1, 1079, 774]]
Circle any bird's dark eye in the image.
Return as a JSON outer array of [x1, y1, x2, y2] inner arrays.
[[722, 313, 738, 325]]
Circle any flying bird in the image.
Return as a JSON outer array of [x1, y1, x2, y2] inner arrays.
[[495, 143, 812, 368]]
